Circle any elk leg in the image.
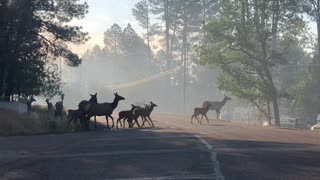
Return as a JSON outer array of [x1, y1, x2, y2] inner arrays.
[[134, 117, 141, 128], [94, 116, 97, 128], [109, 115, 114, 128], [147, 116, 155, 127], [195, 114, 201, 124], [191, 115, 194, 124], [204, 114, 209, 123], [105, 115, 110, 129], [123, 118, 126, 128], [116, 117, 122, 129], [142, 116, 151, 127]]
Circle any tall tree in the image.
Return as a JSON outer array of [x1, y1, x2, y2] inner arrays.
[[103, 23, 123, 56], [132, 0, 152, 64], [0, 0, 88, 99], [303, 0, 320, 66], [198, 0, 306, 126]]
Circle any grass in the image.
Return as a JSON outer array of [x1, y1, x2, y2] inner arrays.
[[0, 105, 71, 136]]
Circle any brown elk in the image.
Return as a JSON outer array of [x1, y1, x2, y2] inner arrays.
[[78, 93, 125, 129], [191, 104, 211, 124]]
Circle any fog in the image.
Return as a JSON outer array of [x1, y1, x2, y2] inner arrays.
[[61, 53, 222, 115]]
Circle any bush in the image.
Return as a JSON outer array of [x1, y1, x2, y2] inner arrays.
[[0, 105, 68, 136]]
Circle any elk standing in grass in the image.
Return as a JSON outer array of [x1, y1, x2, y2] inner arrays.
[[191, 104, 211, 124], [45, 99, 53, 113], [78, 92, 125, 129], [26, 96, 36, 112], [202, 95, 232, 120], [54, 101, 63, 118]]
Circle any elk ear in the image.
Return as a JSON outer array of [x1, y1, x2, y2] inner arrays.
[[95, 93, 97, 96]]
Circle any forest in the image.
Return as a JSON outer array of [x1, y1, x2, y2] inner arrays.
[[1, 0, 320, 126]]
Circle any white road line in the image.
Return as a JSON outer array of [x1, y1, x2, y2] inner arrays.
[[0, 149, 207, 159], [194, 135, 224, 180], [103, 174, 218, 180], [158, 120, 224, 179]]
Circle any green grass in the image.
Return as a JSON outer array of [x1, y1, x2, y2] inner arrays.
[[0, 105, 71, 136]]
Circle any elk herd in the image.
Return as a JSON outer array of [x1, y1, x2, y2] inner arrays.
[[66, 92, 158, 130], [21, 92, 232, 131]]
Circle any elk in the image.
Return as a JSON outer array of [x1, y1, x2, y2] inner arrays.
[[78, 92, 125, 129], [54, 101, 64, 118], [141, 101, 157, 127], [66, 109, 85, 129], [26, 96, 36, 112], [45, 99, 53, 112], [116, 104, 140, 129], [191, 103, 211, 124], [128, 105, 147, 128], [88, 93, 98, 128], [202, 95, 232, 119]]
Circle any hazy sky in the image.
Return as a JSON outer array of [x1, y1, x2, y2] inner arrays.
[[69, 0, 318, 56], [69, 0, 142, 55]]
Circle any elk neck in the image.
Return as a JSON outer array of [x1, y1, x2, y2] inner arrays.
[[111, 97, 120, 109]]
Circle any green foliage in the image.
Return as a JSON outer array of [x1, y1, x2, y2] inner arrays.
[[0, 0, 89, 99], [40, 64, 63, 99], [132, 0, 149, 29], [198, 0, 308, 124], [103, 24, 123, 55]]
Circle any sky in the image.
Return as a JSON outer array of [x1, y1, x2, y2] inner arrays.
[[68, 0, 143, 56], [69, 0, 318, 56]]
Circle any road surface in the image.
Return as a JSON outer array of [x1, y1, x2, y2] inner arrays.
[[0, 113, 319, 180]]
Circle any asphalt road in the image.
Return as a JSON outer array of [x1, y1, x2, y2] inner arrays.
[[0, 113, 319, 180]]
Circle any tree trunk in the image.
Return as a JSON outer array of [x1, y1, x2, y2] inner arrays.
[[1, 65, 8, 98], [317, 0, 320, 66], [182, 1, 188, 113], [317, 19, 320, 66], [164, 0, 170, 69], [271, 90, 280, 126]]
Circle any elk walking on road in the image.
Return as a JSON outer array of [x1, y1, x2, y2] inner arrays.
[[202, 95, 232, 120]]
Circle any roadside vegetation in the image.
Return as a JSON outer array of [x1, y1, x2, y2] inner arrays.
[[0, 106, 69, 136]]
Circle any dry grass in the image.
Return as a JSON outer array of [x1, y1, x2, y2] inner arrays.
[[0, 105, 69, 136]]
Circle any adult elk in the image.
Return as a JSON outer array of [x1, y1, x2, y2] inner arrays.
[[202, 95, 231, 119], [78, 93, 125, 129]]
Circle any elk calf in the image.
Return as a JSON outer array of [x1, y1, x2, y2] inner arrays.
[[191, 104, 211, 124], [116, 104, 139, 129], [67, 109, 85, 129], [141, 102, 157, 127]]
